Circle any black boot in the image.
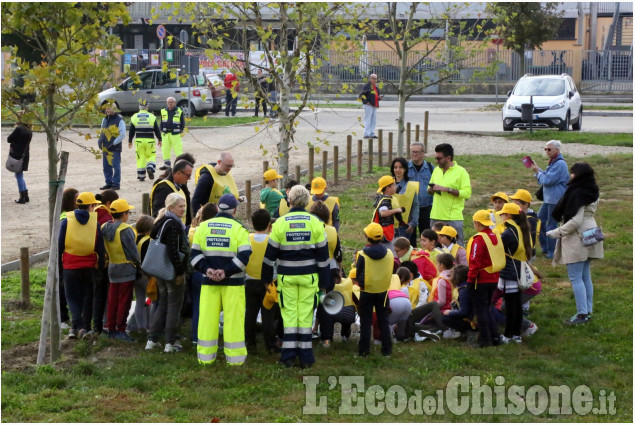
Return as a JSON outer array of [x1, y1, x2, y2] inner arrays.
[[14, 191, 26, 204], [23, 190, 29, 203]]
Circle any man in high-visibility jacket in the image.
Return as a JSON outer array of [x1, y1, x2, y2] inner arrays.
[[150, 160, 193, 225], [191, 194, 252, 366], [159, 97, 185, 170], [261, 185, 331, 368], [129, 99, 162, 181], [191, 152, 241, 216]]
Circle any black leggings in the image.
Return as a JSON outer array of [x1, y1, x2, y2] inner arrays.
[[503, 291, 523, 337]]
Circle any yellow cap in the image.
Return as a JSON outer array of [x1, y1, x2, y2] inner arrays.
[[490, 191, 509, 203], [364, 222, 384, 241], [310, 177, 327, 195], [377, 175, 396, 193], [76, 192, 98, 205], [437, 225, 458, 239], [263, 169, 283, 181], [473, 210, 495, 226], [510, 189, 532, 204], [348, 268, 357, 279], [109, 199, 135, 214], [496, 202, 522, 216]]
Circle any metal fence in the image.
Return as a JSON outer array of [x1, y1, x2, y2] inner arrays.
[[580, 49, 633, 92]]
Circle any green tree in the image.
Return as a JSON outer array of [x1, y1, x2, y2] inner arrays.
[[1, 2, 131, 233], [159, 2, 359, 184], [486, 2, 563, 74], [364, 2, 489, 154]]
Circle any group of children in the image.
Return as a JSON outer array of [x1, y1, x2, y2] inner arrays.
[[58, 165, 545, 358]]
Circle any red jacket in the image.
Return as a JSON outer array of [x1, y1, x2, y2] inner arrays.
[[410, 250, 437, 282], [224, 73, 239, 91], [467, 231, 500, 284]]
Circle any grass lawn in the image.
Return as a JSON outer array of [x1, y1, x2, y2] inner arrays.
[[583, 105, 632, 111], [497, 130, 633, 147], [1, 154, 632, 422]]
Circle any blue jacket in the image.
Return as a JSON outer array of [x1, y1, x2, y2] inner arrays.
[[98, 114, 126, 152], [447, 281, 473, 319], [407, 160, 434, 208], [535, 154, 568, 204]]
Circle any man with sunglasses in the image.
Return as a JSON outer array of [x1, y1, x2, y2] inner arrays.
[[427, 143, 472, 246], [529, 140, 568, 259], [150, 159, 193, 224], [192, 152, 241, 216]]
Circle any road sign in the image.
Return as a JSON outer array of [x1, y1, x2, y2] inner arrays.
[[156, 25, 166, 40], [491, 35, 504, 46]]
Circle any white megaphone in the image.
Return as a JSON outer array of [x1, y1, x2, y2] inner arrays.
[[321, 291, 345, 316]]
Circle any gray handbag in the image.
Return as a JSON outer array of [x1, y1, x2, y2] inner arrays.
[[5, 155, 23, 173], [141, 221, 178, 281]]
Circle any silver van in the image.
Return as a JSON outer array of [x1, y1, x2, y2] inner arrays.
[[97, 69, 224, 116]]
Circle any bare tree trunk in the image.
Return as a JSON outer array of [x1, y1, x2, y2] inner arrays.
[[46, 85, 59, 236], [37, 151, 69, 365], [397, 48, 409, 156]]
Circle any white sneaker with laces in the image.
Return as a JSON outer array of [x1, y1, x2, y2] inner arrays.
[[164, 342, 183, 353], [443, 329, 462, 340], [145, 340, 162, 350], [512, 335, 522, 344], [521, 323, 538, 337]]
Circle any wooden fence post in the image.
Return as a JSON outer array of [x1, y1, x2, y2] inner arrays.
[[245, 180, 252, 221], [295, 165, 302, 183], [333, 146, 339, 185], [308, 148, 315, 182], [322, 150, 328, 179], [262, 161, 269, 186], [415, 124, 420, 143], [424, 111, 429, 153], [357, 139, 363, 177], [367, 139, 373, 173], [19, 247, 30, 309], [142, 193, 150, 215], [406, 122, 411, 159], [346, 136, 352, 180], [388, 132, 393, 165], [378, 130, 383, 168]]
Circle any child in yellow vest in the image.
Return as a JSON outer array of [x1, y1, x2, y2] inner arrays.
[[101, 199, 140, 341], [130, 214, 154, 333], [260, 169, 285, 216], [373, 176, 407, 242], [420, 228, 445, 264], [489, 191, 508, 233], [245, 209, 281, 354], [437, 225, 468, 266]]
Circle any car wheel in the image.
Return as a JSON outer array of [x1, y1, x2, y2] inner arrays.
[[558, 112, 570, 131], [503, 124, 513, 131], [178, 101, 196, 118], [572, 108, 582, 131]]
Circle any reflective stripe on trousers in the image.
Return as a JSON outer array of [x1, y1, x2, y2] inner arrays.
[[278, 274, 318, 365]]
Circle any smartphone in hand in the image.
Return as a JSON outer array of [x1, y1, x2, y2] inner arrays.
[[522, 156, 534, 168]]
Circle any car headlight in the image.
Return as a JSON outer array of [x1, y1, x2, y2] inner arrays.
[[506, 103, 515, 110], [549, 101, 565, 110]]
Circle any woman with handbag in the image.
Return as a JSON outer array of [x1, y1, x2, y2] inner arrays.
[[146, 193, 190, 353], [6, 120, 32, 204], [547, 162, 603, 326], [496, 202, 533, 343]]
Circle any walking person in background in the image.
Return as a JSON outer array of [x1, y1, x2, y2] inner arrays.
[[547, 162, 603, 325], [98, 104, 126, 190], [7, 117, 32, 204], [254, 69, 268, 117], [224, 71, 240, 117], [129, 99, 161, 182], [159, 97, 185, 170], [359, 73, 383, 139], [530, 140, 568, 259]]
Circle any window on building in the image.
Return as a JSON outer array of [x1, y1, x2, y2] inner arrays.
[[554, 18, 576, 40]]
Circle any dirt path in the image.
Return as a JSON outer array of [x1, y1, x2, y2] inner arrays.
[[1, 119, 631, 263]]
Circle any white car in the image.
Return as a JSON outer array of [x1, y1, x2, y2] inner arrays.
[[502, 74, 582, 131]]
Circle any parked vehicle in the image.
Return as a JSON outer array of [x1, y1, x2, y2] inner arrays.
[[502, 73, 582, 131], [97, 69, 224, 116]]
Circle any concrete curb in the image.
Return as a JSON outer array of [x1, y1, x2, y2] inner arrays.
[[2, 250, 50, 273]]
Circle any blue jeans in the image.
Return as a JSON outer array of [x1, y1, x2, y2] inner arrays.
[[15, 171, 27, 192], [363, 104, 377, 137], [102, 150, 121, 187], [567, 260, 593, 315], [225, 91, 237, 116], [538, 202, 557, 258]]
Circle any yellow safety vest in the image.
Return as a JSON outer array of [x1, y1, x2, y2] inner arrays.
[[488, 209, 506, 234], [466, 230, 506, 274], [334, 278, 356, 307], [131, 111, 157, 140], [64, 211, 98, 256], [408, 278, 421, 308], [528, 215, 541, 248], [277, 199, 290, 217], [195, 164, 239, 205], [136, 235, 150, 256], [160, 107, 183, 134], [102, 222, 134, 265], [393, 181, 419, 226], [150, 179, 187, 224], [307, 196, 339, 227], [325, 224, 337, 260], [503, 219, 528, 261], [359, 250, 394, 293], [245, 233, 269, 280], [388, 274, 402, 291]]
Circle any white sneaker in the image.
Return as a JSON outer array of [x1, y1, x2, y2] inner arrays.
[[333, 323, 342, 343], [414, 333, 427, 342], [499, 335, 510, 345], [443, 329, 462, 340], [145, 340, 162, 350], [512, 335, 522, 344], [60, 321, 71, 330], [521, 323, 538, 337], [164, 342, 183, 353]]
